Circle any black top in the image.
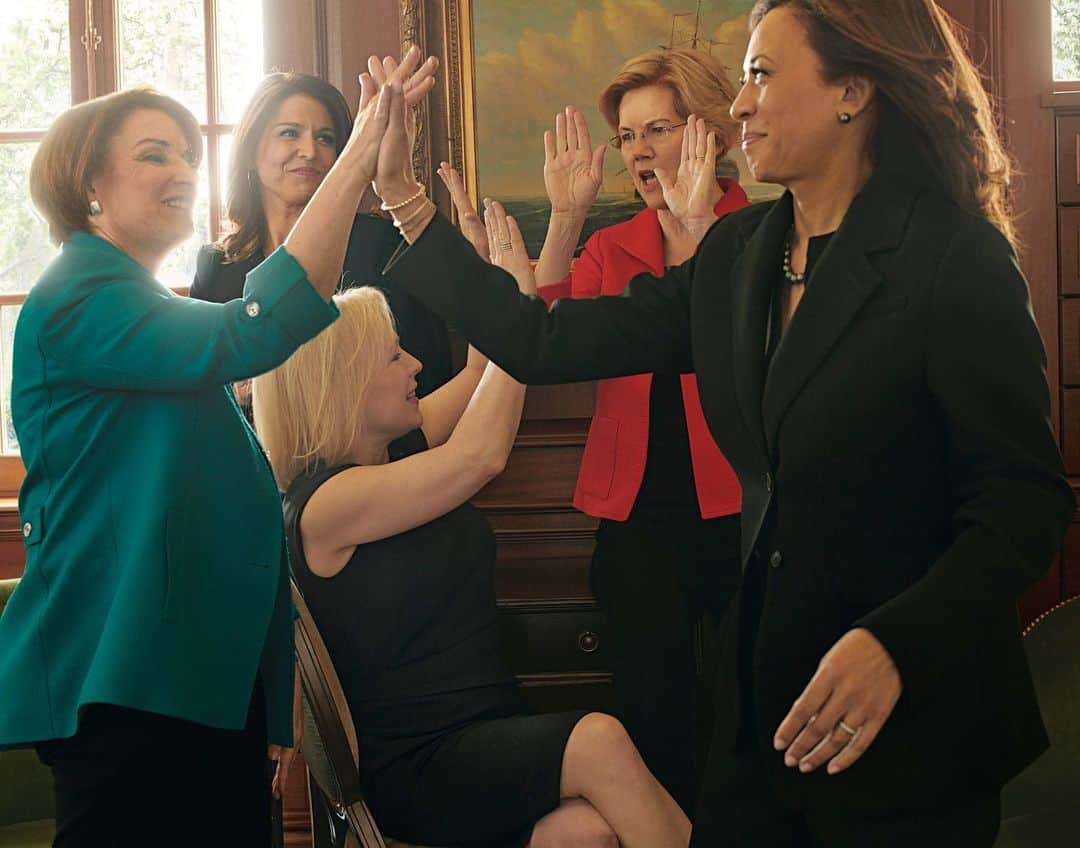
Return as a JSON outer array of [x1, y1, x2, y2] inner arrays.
[[284, 430, 519, 747], [191, 214, 452, 397], [631, 264, 699, 520]]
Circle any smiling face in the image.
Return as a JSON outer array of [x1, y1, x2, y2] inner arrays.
[[730, 6, 853, 187], [254, 94, 338, 211], [361, 336, 423, 444], [87, 108, 197, 269], [616, 85, 687, 210]]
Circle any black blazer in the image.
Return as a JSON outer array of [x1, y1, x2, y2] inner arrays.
[[383, 170, 1076, 814], [191, 214, 452, 397]]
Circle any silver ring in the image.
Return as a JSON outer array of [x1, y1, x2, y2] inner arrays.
[[837, 719, 859, 736]]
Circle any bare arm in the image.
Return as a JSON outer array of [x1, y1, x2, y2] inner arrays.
[[534, 107, 605, 287], [300, 205, 536, 577]]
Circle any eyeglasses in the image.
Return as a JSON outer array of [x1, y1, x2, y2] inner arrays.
[[608, 122, 688, 150]]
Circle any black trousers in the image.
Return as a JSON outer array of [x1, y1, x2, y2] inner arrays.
[[691, 744, 1001, 847], [36, 680, 271, 848], [589, 513, 741, 813]]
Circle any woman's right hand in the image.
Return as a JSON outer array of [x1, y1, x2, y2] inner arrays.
[[543, 106, 606, 218], [437, 162, 490, 260], [485, 199, 536, 296], [346, 46, 438, 183]]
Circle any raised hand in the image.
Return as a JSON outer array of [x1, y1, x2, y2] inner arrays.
[[543, 106, 606, 218], [484, 199, 536, 295], [655, 115, 726, 242], [340, 78, 392, 184], [773, 628, 903, 776], [437, 161, 489, 260]]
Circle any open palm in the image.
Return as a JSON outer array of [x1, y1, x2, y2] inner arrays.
[[543, 107, 606, 216]]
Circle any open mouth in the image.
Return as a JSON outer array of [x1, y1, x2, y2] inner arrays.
[[162, 197, 192, 210], [638, 170, 658, 189]]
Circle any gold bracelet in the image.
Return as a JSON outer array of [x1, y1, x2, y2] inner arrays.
[[393, 198, 434, 231], [380, 183, 426, 212]]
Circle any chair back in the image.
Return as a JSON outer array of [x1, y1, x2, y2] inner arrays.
[[291, 581, 388, 848], [996, 595, 1080, 846]]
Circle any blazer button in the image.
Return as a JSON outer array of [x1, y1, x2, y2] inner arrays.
[[769, 550, 783, 569], [764, 472, 774, 493], [245, 301, 261, 318], [22, 521, 31, 538]]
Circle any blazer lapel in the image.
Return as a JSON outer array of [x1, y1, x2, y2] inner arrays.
[[731, 193, 794, 461], [613, 207, 665, 275], [761, 171, 917, 458]]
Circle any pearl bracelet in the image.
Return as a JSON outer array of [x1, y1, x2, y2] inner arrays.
[[380, 184, 426, 212]]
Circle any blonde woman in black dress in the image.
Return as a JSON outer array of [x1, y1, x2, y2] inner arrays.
[[253, 122, 689, 846]]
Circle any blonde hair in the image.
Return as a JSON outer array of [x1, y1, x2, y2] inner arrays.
[[750, 0, 1016, 248], [598, 48, 741, 155], [253, 287, 397, 490]]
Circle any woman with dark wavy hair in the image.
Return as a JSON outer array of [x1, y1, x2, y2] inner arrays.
[[366, 2, 1075, 845], [190, 72, 451, 407]]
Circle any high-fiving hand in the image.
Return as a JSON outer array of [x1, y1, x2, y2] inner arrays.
[[437, 162, 489, 260], [543, 106, 606, 218], [484, 199, 535, 296], [655, 114, 726, 242]]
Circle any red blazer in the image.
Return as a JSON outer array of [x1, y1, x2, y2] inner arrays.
[[538, 179, 748, 521]]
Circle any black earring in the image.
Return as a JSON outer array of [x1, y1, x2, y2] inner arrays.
[[838, 112, 852, 124]]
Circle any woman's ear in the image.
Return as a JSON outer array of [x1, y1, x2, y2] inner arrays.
[[840, 74, 876, 120]]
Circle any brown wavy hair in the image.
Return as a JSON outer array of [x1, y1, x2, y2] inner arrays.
[[750, 0, 1016, 247], [221, 73, 353, 262]]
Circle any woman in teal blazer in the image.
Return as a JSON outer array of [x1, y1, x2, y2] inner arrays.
[[0, 53, 435, 847]]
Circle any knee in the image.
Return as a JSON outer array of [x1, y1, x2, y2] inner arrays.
[[566, 712, 642, 774], [529, 802, 618, 848]]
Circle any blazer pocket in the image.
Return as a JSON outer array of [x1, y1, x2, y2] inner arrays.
[[580, 416, 620, 499]]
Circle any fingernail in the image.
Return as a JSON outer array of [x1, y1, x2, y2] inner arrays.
[[827, 763, 839, 775], [774, 736, 787, 750], [784, 754, 797, 767], [799, 761, 813, 773]]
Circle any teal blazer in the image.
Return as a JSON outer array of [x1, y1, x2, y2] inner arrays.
[[0, 232, 338, 748]]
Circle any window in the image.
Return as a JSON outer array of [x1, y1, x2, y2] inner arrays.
[[0, 0, 265, 474], [1054, 0, 1080, 82]]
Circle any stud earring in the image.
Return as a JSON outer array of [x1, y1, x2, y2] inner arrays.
[[89, 199, 102, 215], [838, 112, 852, 124]]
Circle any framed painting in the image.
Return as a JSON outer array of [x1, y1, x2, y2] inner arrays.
[[408, 0, 782, 257]]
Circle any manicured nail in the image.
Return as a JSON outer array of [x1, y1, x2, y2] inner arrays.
[[785, 754, 797, 767], [827, 762, 839, 775], [799, 761, 813, 773], [774, 736, 787, 750]]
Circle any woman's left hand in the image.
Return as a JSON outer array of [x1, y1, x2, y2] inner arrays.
[[485, 199, 536, 296], [773, 628, 902, 776], [655, 115, 725, 243]]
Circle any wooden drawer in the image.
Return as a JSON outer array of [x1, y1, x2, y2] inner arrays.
[[1058, 115, 1080, 204], [1063, 389, 1080, 475], [1064, 299, 1080, 386], [1060, 208, 1080, 294], [498, 604, 611, 675]]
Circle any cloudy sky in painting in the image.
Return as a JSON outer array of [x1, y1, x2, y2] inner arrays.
[[473, 0, 760, 197]]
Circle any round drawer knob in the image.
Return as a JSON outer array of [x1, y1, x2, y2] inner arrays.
[[578, 630, 600, 653]]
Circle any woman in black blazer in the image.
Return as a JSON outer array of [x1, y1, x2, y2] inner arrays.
[[366, 1, 1076, 845], [190, 73, 451, 401]]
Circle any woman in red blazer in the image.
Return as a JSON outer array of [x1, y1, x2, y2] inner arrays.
[[441, 48, 747, 813]]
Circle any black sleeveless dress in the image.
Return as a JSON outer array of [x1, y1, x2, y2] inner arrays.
[[284, 431, 586, 847]]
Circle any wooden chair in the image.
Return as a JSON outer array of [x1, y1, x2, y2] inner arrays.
[[291, 581, 429, 848]]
